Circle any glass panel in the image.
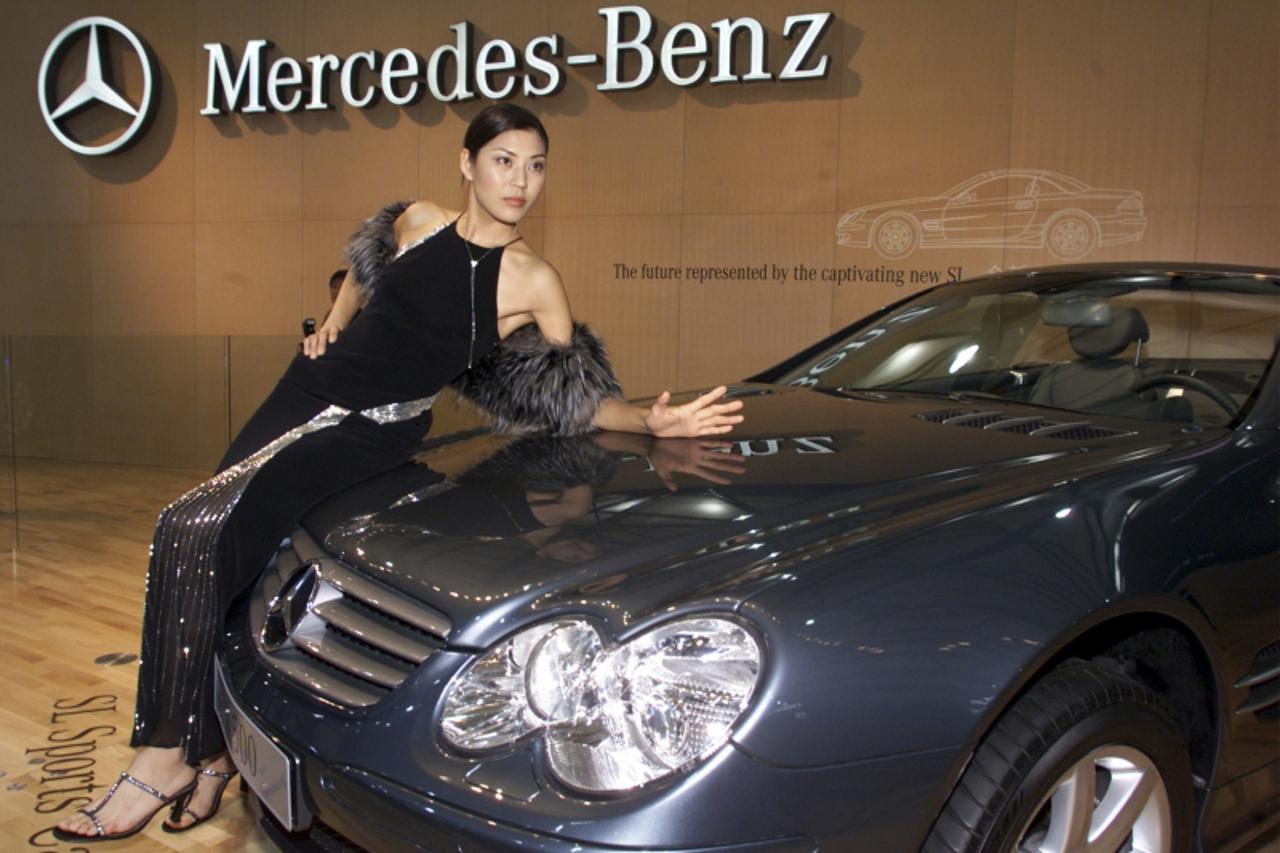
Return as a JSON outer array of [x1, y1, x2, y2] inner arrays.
[[1, 335, 15, 555]]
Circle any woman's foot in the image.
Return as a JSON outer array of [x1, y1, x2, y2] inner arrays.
[[163, 753, 238, 831], [54, 746, 196, 839]]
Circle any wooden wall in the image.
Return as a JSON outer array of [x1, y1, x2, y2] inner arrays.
[[0, 0, 1277, 470]]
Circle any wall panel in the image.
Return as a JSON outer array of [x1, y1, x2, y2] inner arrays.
[[1196, 207, 1280, 268], [10, 336, 205, 468], [1200, 0, 1279, 209], [1009, 0, 1209, 211], [0, 226, 93, 336], [82, 335, 201, 466], [193, 334, 228, 471], [0, 336, 14, 552], [195, 221, 302, 335], [91, 223, 195, 335]]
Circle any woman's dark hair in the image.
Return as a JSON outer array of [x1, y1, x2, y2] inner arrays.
[[463, 104, 549, 159]]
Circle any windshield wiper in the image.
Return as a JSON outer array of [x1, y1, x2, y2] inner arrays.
[[946, 390, 1010, 402], [831, 386, 892, 400]]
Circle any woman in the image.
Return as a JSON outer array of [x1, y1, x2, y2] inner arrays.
[[55, 104, 744, 842]]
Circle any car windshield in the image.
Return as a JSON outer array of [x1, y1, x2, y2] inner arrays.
[[775, 274, 1280, 427]]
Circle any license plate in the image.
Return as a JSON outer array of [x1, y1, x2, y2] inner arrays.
[[213, 661, 303, 830]]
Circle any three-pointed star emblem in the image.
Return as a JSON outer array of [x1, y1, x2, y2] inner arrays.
[[38, 17, 156, 156]]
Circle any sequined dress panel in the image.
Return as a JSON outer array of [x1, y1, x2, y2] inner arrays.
[[131, 221, 508, 764]]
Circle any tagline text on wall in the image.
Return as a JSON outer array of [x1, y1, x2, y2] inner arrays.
[[614, 263, 966, 287]]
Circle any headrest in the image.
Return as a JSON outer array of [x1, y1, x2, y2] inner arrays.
[[1068, 306, 1150, 360]]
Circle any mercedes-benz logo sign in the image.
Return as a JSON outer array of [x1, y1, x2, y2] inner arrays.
[[261, 562, 321, 652], [38, 17, 156, 156]]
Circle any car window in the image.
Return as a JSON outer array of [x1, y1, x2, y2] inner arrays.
[[964, 176, 1035, 202]]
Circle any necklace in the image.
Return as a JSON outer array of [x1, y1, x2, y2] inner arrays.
[[457, 216, 520, 369]]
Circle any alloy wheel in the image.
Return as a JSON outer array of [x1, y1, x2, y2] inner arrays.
[[1016, 744, 1172, 853]]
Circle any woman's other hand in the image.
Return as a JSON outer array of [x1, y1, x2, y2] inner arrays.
[[302, 324, 341, 359], [644, 386, 745, 438]]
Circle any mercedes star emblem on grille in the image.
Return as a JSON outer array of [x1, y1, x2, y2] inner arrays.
[[261, 562, 320, 651]]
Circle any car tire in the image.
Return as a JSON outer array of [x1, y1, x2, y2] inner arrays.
[[872, 214, 920, 259], [1046, 212, 1098, 259], [922, 659, 1195, 853]]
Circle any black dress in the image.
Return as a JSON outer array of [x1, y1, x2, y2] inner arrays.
[[130, 219, 511, 765]]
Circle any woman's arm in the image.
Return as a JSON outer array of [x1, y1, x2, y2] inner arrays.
[[302, 272, 362, 358], [304, 201, 451, 359], [595, 388, 744, 436], [525, 263, 745, 437]]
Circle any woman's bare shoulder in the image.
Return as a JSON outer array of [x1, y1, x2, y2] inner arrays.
[[505, 240, 557, 279], [396, 200, 458, 236], [506, 243, 566, 298]]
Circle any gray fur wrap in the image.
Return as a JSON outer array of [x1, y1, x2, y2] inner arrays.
[[451, 322, 623, 436], [343, 200, 623, 436], [343, 199, 413, 300]]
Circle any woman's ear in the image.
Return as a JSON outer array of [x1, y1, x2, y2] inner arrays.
[[459, 149, 474, 182]]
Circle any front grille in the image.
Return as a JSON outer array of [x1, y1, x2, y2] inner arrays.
[[917, 409, 1135, 441], [251, 528, 451, 707]]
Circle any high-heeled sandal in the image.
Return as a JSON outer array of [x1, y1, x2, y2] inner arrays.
[[52, 771, 197, 842], [162, 766, 238, 833]]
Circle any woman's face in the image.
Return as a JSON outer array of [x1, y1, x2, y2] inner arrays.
[[461, 128, 547, 226]]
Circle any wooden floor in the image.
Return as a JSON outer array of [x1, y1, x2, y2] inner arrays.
[[0, 458, 270, 851], [0, 457, 1276, 852]]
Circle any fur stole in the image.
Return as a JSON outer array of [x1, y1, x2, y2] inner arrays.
[[452, 322, 623, 436], [344, 199, 413, 301], [344, 200, 623, 436]]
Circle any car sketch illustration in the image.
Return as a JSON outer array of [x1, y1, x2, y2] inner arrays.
[[837, 169, 1147, 260]]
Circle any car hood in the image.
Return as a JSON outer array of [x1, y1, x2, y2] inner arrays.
[[300, 385, 1206, 648], [847, 195, 944, 216]]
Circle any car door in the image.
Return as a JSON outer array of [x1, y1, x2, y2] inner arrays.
[[942, 175, 1038, 244]]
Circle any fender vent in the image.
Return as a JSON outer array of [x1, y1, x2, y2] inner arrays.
[[916, 410, 971, 423], [917, 410, 1134, 441], [1236, 641, 1280, 722]]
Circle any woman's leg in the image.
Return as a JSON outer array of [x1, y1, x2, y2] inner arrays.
[[131, 379, 334, 763], [57, 380, 332, 839], [58, 401, 433, 838], [164, 407, 436, 828]]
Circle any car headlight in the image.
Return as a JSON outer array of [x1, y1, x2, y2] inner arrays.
[[1117, 193, 1143, 213], [440, 615, 762, 793]]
